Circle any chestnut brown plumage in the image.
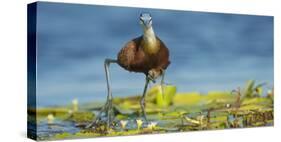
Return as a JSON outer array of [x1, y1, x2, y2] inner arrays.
[[88, 13, 170, 130], [118, 36, 170, 76]]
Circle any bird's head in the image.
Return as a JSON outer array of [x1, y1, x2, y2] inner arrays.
[[139, 13, 152, 29]]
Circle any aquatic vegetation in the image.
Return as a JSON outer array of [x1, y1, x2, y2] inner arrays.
[[32, 80, 273, 140], [70, 112, 95, 123], [53, 132, 72, 139], [148, 85, 177, 107], [136, 119, 143, 130]]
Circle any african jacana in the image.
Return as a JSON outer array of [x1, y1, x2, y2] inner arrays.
[[88, 13, 170, 129]]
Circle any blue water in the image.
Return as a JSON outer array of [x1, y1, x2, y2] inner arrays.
[[35, 2, 273, 107]]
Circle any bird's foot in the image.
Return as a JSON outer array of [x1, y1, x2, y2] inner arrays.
[[86, 121, 115, 134], [86, 100, 115, 131]]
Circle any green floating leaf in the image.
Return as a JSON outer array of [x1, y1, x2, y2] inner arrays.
[[172, 92, 201, 106], [71, 111, 95, 123], [148, 85, 176, 107]]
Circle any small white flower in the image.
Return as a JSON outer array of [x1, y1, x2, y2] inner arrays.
[[47, 114, 54, 124], [226, 103, 231, 108], [136, 119, 143, 129], [147, 122, 157, 130], [120, 120, 128, 129], [72, 99, 78, 105], [72, 99, 79, 112], [68, 109, 73, 114]]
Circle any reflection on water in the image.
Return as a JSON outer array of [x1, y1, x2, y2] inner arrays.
[[35, 2, 273, 107]]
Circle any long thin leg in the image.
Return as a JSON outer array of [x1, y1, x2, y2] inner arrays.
[[140, 76, 150, 122], [160, 69, 165, 100], [104, 59, 116, 128], [87, 58, 117, 129]]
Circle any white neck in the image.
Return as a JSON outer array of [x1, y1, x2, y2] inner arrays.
[[143, 27, 156, 42], [142, 27, 159, 54]]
